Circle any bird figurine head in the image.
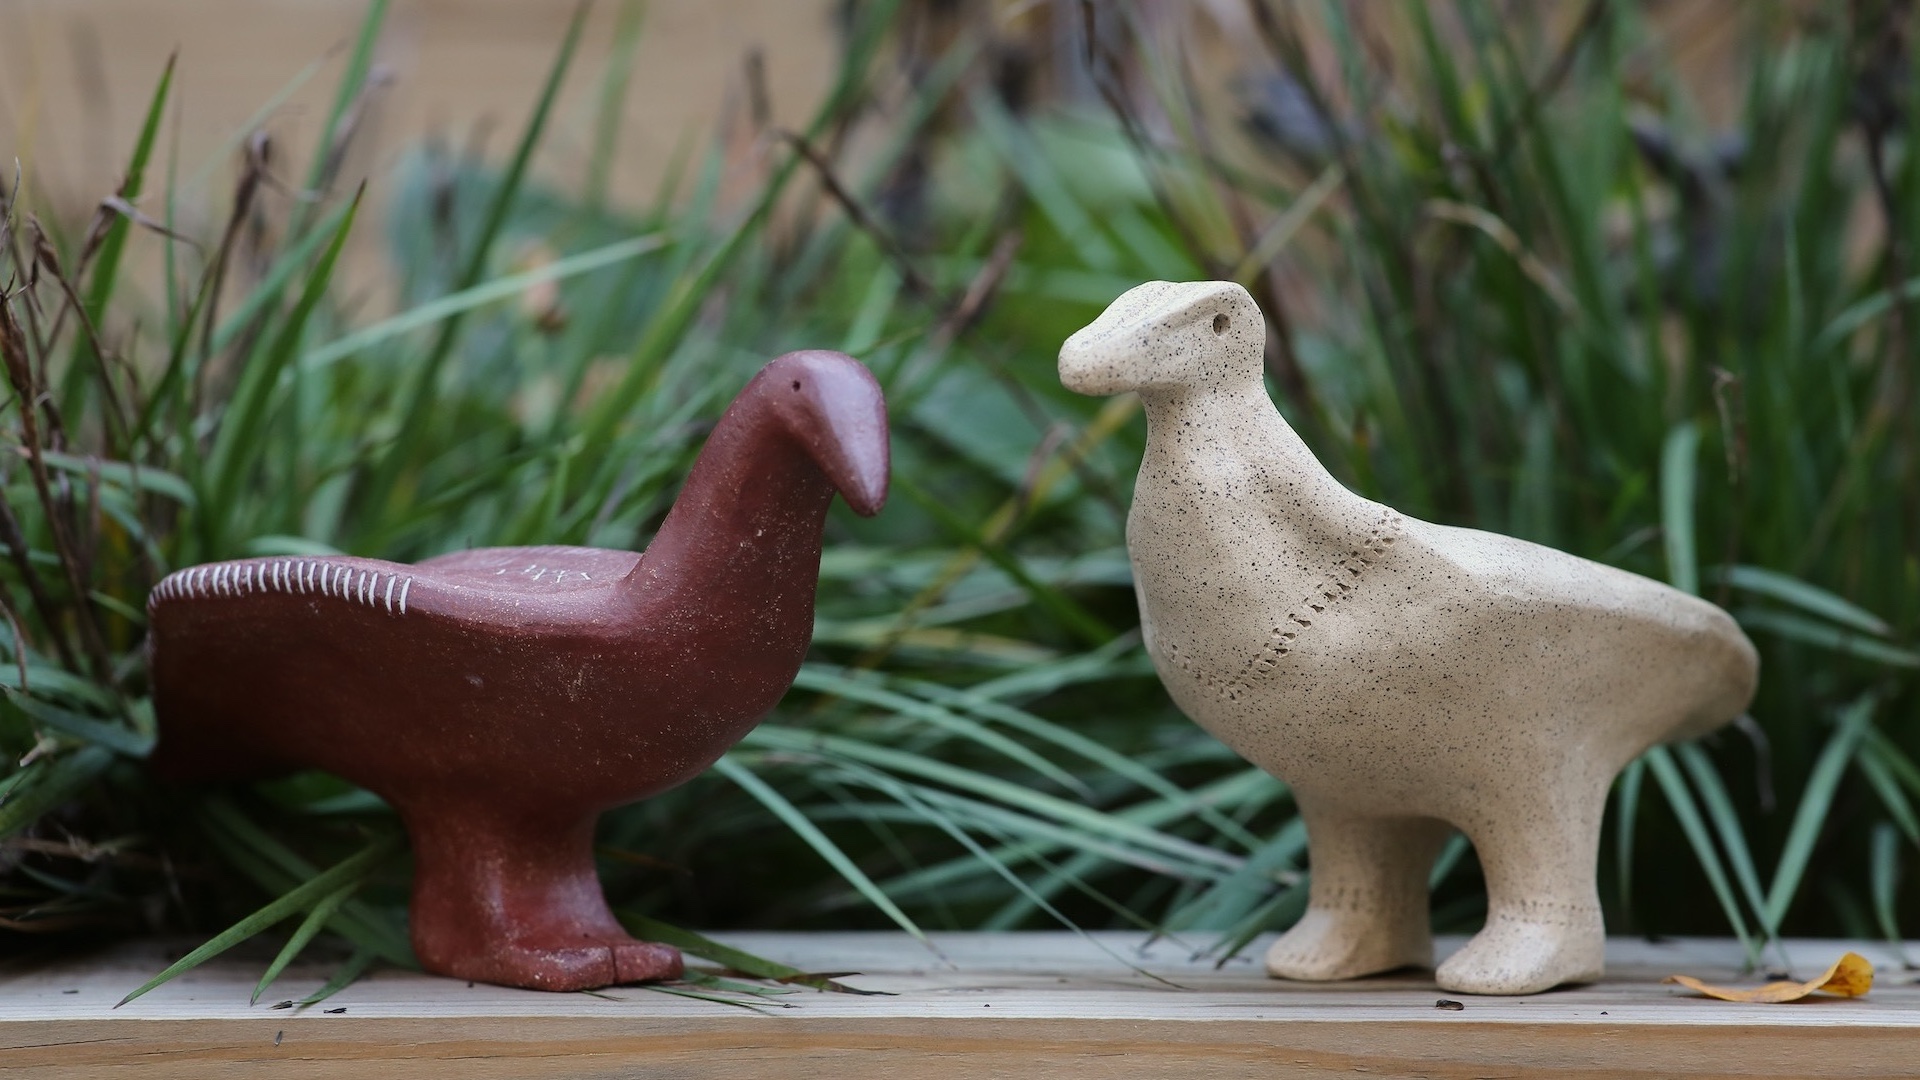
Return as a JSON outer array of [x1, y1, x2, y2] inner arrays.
[[750, 350, 890, 516], [1058, 280, 1263, 396]]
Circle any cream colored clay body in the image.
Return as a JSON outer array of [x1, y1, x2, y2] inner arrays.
[[1061, 281, 1758, 995]]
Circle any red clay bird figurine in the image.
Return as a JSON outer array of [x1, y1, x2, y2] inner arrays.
[[147, 351, 889, 992]]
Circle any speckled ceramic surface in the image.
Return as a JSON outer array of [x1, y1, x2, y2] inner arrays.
[[1060, 281, 1759, 996]]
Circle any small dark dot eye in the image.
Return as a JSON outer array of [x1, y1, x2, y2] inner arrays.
[[1212, 313, 1229, 335], [791, 380, 802, 391]]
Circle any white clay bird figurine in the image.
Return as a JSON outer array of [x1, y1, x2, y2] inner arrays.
[[1060, 280, 1758, 995]]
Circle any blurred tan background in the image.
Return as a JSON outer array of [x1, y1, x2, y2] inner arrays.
[[0, 0, 1765, 274], [0, 0, 840, 218]]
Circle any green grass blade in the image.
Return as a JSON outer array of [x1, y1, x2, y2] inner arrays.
[[206, 200, 359, 362], [818, 756, 1178, 982], [117, 834, 401, 1007], [1813, 274, 1920, 355], [132, 196, 359, 446], [575, 0, 904, 456], [885, 780, 1225, 881], [3, 691, 152, 758], [360, 2, 587, 516], [1764, 696, 1877, 929], [968, 86, 1120, 272], [893, 473, 1114, 646], [746, 727, 1241, 874], [205, 185, 364, 523], [37, 451, 195, 507], [185, 50, 334, 194], [299, 233, 666, 371], [1428, 831, 1470, 888], [638, 983, 781, 1011], [1707, 565, 1891, 637], [617, 912, 884, 993], [617, 913, 806, 980], [1675, 743, 1781, 963], [1734, 610, 1920, 668], [1614, 757, 1645, 929], [0, 747, 114, 841], [1864, 731, 1920, 798], [1210, 879, 1311, 967], [67, 53, 174, 419], [710, 754, 927, 944], [1660, 421, 1700, 595], [1164, 817, 1306, 932], [294, 0, 390, 220], [585, 0, 647, 212], [1644, 746, 1756, 961], [676, 970, 800, 999], [1869, 822, 1912, 966], [875, 768, 1279, 903], [794, 666, 1090, 798], [900, 673, 1264, 851], [970, 634, 1154, 700], [196, 801, 414, 965], [0, 665, 119, 710], [1858, 743, 1920, 847], [296, 948, 376, 1007], [252, 880, 359, 1004]]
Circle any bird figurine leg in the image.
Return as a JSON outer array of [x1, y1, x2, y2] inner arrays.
[[401, 799, 683, 992], [1265, 806, 1451, 981], [1435, 778, 1609, 995]]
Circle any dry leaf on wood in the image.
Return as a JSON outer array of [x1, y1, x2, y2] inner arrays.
[[1663, 952, 1874, 1003]]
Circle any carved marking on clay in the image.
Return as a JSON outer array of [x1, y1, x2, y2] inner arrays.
[[514, 563, 591, 586], [149, 558, 415, 618], [1160, 510, 1403, 703]]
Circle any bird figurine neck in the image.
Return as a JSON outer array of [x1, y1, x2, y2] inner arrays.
[[1137, 380, 1364, 523], [623, 351, 888, 623]]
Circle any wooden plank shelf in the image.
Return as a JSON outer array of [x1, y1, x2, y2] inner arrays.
[[2, 933, 1914, 1078]]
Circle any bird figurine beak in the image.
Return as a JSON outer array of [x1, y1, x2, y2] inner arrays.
[[827, 433, 889, 517], [776, 350, 890, 517], [1058, 279, 1195, 396], [1056, 332, 1118, 396]]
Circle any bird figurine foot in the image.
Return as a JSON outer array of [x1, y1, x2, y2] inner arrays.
[[402, 800, 686, 991], [1262, 907, 1433, 983], [1060, 281, 1758, 996], [1262, 814, 1450, 981], [147, 351, 890, 992], [1433, 903, 1607, 996]]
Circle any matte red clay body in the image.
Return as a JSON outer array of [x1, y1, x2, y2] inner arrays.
[[147, 352, 889, 991]]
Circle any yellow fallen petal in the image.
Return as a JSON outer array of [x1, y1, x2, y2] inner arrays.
[[1663, 952, 1874, 1003], [1814, 951, 1875, 997]]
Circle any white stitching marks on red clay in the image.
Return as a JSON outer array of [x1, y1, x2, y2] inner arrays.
[[149, 558, 413, 616]]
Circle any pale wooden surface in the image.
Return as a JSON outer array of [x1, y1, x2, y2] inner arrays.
[[1, 932, 1915, 1078]]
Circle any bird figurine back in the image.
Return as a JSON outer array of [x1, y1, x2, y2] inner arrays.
[[1059, 281, 1758, 995], [147, 350, 889, 992]]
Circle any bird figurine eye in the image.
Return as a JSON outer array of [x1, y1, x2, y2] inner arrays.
[[1212, 313, 1229, 335]]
